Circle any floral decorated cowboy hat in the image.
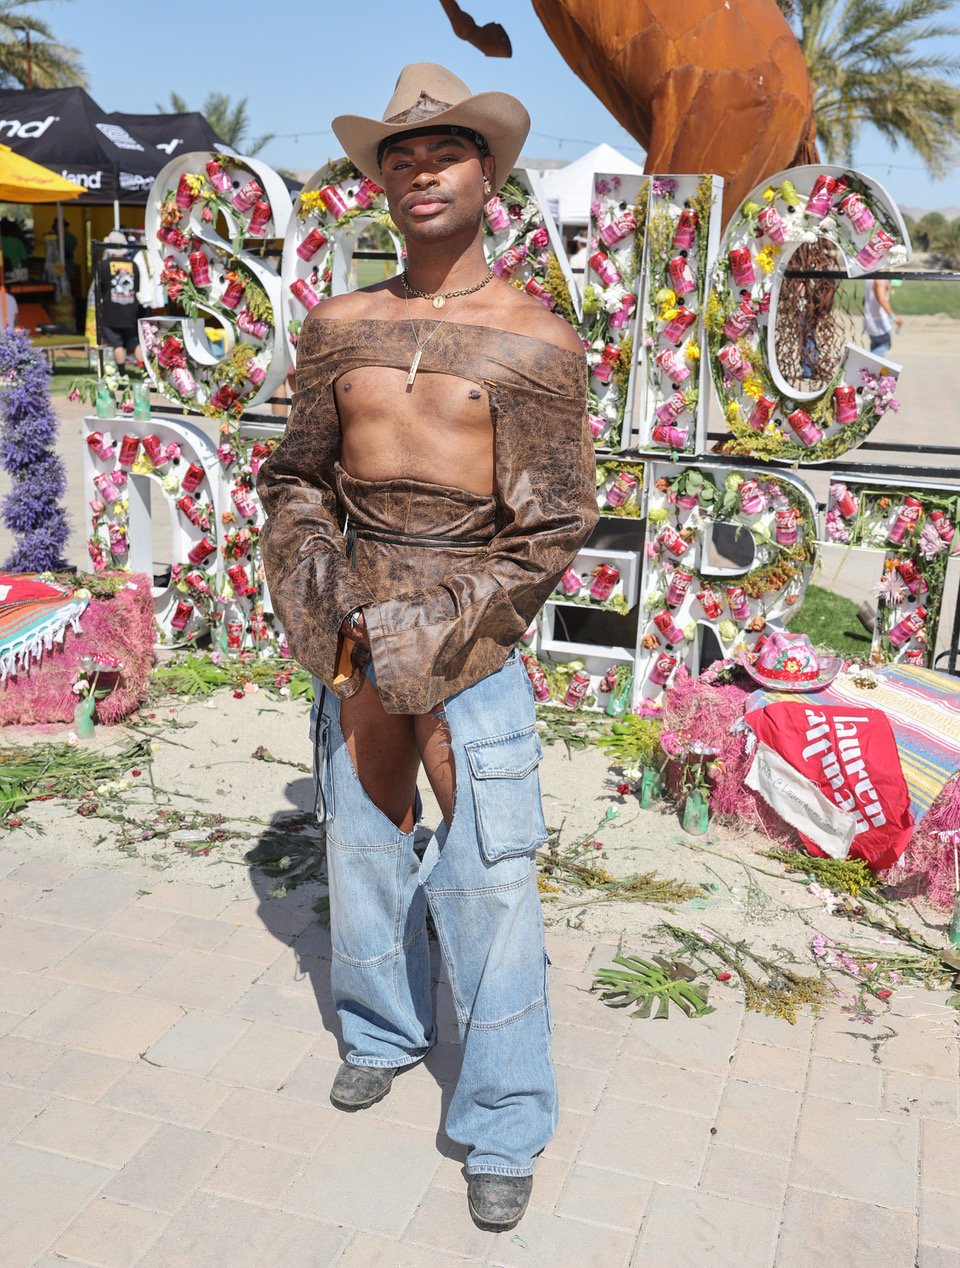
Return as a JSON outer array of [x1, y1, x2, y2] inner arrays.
[[737, 630, 841, 693], [331, 62, 530, 191]]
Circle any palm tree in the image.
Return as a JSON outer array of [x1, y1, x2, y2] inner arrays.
[[157, 91, 275, 157], [792, 0, 960, 178], [0, 0, 85, 88]]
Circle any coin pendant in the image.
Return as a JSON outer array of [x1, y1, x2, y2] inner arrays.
[[432, 295, 446, 309]]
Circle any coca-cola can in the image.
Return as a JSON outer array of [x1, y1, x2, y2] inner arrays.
[[775, 507, 800, 546], [589, 564, 621, 602], [232, 179, 264, 213], [747, 396, 776, 431], [524, 277, 555, 310], [247, 363, 266, 387], [118, 434, 140, 467], [806, 174, 839, 218], [667, 255, 695, 295], [896, 558, 926, 596], [738, 479, 766, 515], [290, 278, 321, 310], [205, 158, 233, 194], [589, 251, 621, 287], [221, 276, 245, 309], [558, 566, 582, 596], [86, 431, 112, 461], [175, 173, 197, 209], [655, 391, 687, 425], [662, 306, 696, 345], [564, 669, 592, 710], [726, 585, 751, 620], [141, 433, 165, 466], [723, 300, 757, 340], [718, 342, 750, 381], [187, 536, 216, 566], [929, 510, 956, 544], [697, 588, 723, 619], [296, 227, 328, 261], [903, 648, 926, 665], [492, 245, 526, 278], [180, 462, 204, 494], [834, 483, 859, 519], [833, 384, 858, 425], [649, 652, 677, 687], [93, 472, 121, 503], [226, 618, 244, 650], [654, 609, 685, 644], [188, 250, 210, 287], [605, 470, 638, 508], [786, 408, 823, 447], [250, 612, 269, 642], [728, 247, 756, 289], [523, 658, 551, 703], [231, 485, 258, 519], [185, 569, 209, 594], [655, 348, 691, 384], [757, 204, 787, 244], [666, 568, 694, 607], [237, 310, 268, 339], [354, 177, 384, 209], [228, 563, 250, 594], [248, 201, 272, 236], [839, 192, 875, 234], [599, 210, 636, 247], [608, 296, 636, 329], [673, 209, 698, 250], [658, 526, 689, 558], [170, 599, 194, 631], [651, 423, 689, 448], [483, 196, 510, 232], [589, 415, 607, 440], [177, 495, 204, 527], [888, 605, 926, 647], [855, 228, 894, 269], [108, 523, 127, 554], [888, 496, 922, 545]]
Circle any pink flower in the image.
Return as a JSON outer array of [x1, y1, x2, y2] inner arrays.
[[918, 524, 946, 560], [659, 730, 684, 758], [873, 573, 908, 604], [68, 388, 81, 403], [530, 226, 549, 249]]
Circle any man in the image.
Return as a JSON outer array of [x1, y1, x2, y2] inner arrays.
[[98, 231, 142, 368], [863, 277, 902, 357], [257, 63, 597, 1231]]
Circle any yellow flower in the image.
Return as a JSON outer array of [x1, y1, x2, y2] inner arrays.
[[654, 288, 677, 307], [743, 375, 764, 399], [298, 190, 327, 219], [685, 343, 700, 363], [742, 200, 762, 218], [659, 305, 680, 322], [756, 244, 780, 275], [726, 400, 742, 422], [184, 173, 206, 194], [763, 187, 776, 202], [131, 455, 154, 476]]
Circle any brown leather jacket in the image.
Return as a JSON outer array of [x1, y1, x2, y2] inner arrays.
[[256, 312, 598, 714]]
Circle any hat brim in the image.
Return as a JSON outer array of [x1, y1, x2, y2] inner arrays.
[[332, 91, 530, 191], [736, 652, 842, 693]]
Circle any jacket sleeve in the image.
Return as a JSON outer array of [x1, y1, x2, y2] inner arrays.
[[363, 351, 599, 709], [255, 317, 375, 692]]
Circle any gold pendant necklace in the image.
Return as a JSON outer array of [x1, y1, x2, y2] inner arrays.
[[401, 268, 494, 311], [404, 294, 450, 388]]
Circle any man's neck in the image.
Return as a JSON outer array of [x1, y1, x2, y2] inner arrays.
[[402, 232, 489, 297]]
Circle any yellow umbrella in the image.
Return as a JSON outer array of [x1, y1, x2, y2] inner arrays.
[[0, 144, 86, 203]]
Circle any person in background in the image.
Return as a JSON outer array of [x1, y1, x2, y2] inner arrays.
[[98, 230, 142, 369], [863, 277, 902, 357], [1, 219, 28, 273], [0, 285, 18, 329]]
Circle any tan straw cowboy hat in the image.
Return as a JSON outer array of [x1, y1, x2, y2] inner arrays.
[[332, 62, 530, 191]]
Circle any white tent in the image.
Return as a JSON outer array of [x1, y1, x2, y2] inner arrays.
[[538, 142, 645, 228]]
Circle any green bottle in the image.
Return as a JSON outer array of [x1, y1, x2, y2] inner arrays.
[[132, 381, 151, 421], [950, 893, 960, 949], [639, 766, 662, 809], [605, 673, 633, 719], [682, 788, 710, 835], [95, 382, 114, 419]]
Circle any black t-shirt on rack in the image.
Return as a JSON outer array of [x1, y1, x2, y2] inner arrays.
[[99, 257, 140, 329]]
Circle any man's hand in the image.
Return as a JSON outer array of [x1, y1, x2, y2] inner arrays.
[[341, 607, 370, 645]]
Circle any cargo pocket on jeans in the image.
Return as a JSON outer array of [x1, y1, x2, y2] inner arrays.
[[465, 725, 548, 862]]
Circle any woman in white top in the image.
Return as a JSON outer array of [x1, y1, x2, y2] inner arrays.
[[863, 278, 902, 356]]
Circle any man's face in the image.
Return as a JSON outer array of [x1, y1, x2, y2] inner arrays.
[[379, 132, 494, 243]]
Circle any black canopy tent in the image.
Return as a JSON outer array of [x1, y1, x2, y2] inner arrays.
[[0, 87, 166, 213], [106, 110, 235, 161]]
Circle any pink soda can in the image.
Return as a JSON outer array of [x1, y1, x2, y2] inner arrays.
[[175, 173, 197, 210], [855, 228, 895, 269], [185, 569, 209, 595], [667, 255, 695, 295], [232, 179, 263, 213], [728, 247, 756, 289], [651, 422, 689, 448], [697, 588, 723, 619], [738, 479, 766, 515], [187, 536, 216, 566], [654, 609, 685, 644], [86, 431, 113, 461], [189, 250, 210, 287], [176, 495, 204, 528], [840, 192, 875, 235], [247, 200, 272, 236], [896, 558, 926, 597], [228, 563, 251, 595], [662, 306, 696, 345], [658, 526, 689, 558], [606, 470, 638, 508], [726, 585, 751, 620], [655, 391, 688, 425], [170, 367, 197, 398], [564, 669, 592, 711], [757, 204, 787, 244], [250, 612, 269, 642], [655, 348, 690, 384], [833, 482, 859, 519], [559, 566, 582, 596], [592, 343, 620, 383], [672, 209, 698, 250], [775, 507, 800, 546], [524, 277, 556, 310], [117, 433, 140, 467], [205, 158, 233, 194], [806, 174, 839, 218], [483, 196, 510, 232], [903, 647, 926, 665], [608, 296, 636, 330], [747, 396, 776, 431], [247, 363, 266, 387], [929, 510, 956, 544], [677, 491, 699, 510], [666, 568, 694, 607], [108, 523, 127, 555], [888, 605, 927, 648], [833, 384, 858, 424], [649, 652, 678, 687], [589, 250, 621, 287], [353, 177, 383, 209], [290, 278, 321, 311], [93, 472, 120, 503], [226, 618, 244, 651], [492, 245, 526, 278], [527, 661, 551, 703], [315, 183, 346, 217], [180, 462, 204, 494], [600, 210, 636, 247], [718, 342, 751, 381], [786, 408, 823, 447], [170, 600, 194, 632], [589, 564, 621, 602], [231, 485, 258, 519], [141, 433, 165, 466], [296, 227, 328, 261], [888, 496, 922, 545], [723, 300, 757, 340], [589, 415, 608, 440], [237, 309, 268, 339], [221, 277, 244, 309]]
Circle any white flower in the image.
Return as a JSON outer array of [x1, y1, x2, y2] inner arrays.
[[888, 244, 908, 265], [599, 283, 629, 314], [591, 338, 606, 352], [71, 680, 85, 695], [623, 767, 641, 782], [801, 231, 818, 244], [819, 216, 838, 234]]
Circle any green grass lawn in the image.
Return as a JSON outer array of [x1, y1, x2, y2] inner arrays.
[[787, 583, 874, 658], [838, 278, 960, 319]]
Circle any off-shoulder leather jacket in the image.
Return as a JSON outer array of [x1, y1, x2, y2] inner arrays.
[[256, 311, 598, 714]]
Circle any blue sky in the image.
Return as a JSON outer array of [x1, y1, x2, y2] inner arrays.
[[49, 0, 960, 214]]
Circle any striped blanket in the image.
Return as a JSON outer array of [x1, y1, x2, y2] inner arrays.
[[749, 665, 960, 823], [0, 573, 87, 681]]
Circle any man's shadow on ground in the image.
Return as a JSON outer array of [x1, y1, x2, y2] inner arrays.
[[245, 773, 463, 1164]]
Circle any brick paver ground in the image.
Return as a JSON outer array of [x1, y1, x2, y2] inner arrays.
[[1, 847, 958, 1267]]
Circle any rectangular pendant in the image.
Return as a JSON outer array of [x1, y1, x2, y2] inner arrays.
[[406, 348, 422, 388]]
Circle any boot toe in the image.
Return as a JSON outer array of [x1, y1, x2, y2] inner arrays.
[[467, 1173, 533, 1232]]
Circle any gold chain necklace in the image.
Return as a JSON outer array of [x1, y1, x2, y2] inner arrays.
[[403, 293, 451, 388], [401, 267, 494, 310]]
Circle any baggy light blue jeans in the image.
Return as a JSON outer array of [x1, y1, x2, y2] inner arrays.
[[310, 648, 557, 1176]]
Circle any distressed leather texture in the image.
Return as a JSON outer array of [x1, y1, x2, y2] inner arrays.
[[256, 312, 598, 715]]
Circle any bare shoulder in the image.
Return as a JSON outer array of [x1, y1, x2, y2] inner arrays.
[[307, 281, 393, 325], [489, 283, 584, 355]]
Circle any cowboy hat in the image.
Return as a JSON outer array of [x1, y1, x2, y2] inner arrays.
[[737, 630, 841, 693], [331, 62, 530, 191]]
